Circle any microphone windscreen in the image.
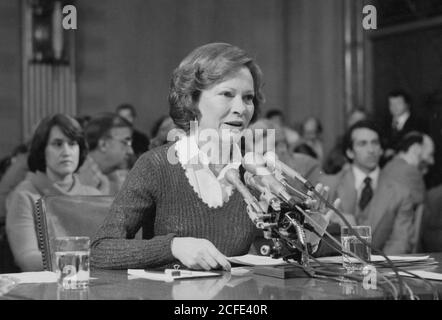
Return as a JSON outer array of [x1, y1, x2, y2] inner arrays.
[[263, 151, 278, 170], [242, 152, 269, 176]]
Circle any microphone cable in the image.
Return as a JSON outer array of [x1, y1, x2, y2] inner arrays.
[[272, 226, 399, 299], [296, 206, 401, 299], [266, 208, 397, 297], [307, 234, 420, 300], [304, 225, 401, 299], [291, 179, 407, 298], [264, 160, 403, 294]]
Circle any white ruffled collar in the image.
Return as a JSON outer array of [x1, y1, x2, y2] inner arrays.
[[175, 134, 241, 208]]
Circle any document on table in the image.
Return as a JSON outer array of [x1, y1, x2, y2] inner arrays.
[[389, 270, 442, 281], [227, 254, 289, 266], [0, 271, 57, 284], [128, 269, 221, 282], [228, 254, 432, 268]]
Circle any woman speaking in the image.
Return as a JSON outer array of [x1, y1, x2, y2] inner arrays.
[[91, 43, 331, 271]]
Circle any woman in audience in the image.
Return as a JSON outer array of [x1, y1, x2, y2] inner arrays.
[[91, 43, 334, 271], [6, 114, 101, 271]]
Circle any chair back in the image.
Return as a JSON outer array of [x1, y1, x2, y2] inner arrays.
[[421, 185, 442, 252], [34, 195, 114, 271], [411, 204, 424, 253]]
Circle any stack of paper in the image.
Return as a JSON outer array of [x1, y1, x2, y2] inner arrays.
[[128, 269, 221, 282], [316, 255, 429, 264], [227, 254, 436, 269], [389, 270, 442, 281], [227, 254, 289, 266], [0, 271, 57, 284], [315, 255, 436, 269]]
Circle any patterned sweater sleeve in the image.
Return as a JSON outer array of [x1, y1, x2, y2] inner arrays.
[[91, 151, 176, 269]]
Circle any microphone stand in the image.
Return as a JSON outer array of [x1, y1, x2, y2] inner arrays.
[[244, 185, 315, 278]]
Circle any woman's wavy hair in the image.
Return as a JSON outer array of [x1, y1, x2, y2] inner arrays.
[[168, 42, 265, 133], [28, 114, 88, 173]]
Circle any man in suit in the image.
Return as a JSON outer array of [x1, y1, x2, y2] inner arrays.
[[383, 90, 426, 161], [382, 132, 434, 208], [321, 120, 414, 254]]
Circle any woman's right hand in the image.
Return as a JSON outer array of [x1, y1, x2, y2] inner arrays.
[[171, 237, 231, 271]]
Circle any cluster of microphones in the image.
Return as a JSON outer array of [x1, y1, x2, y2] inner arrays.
[[225, 151, 315, 222], [225, 151, 327, 259]]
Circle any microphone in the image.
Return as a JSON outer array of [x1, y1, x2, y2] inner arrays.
[[224, 168, 267, 228], [225, 169, 261, 209], [242, 152, 298, 208], [263, 151, 314, 190]]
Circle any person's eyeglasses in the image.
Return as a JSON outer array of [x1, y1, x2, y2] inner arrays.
[[109, 137, 132, 147]]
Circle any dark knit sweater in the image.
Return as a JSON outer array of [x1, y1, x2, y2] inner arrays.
[[91, 143, 257, 269]]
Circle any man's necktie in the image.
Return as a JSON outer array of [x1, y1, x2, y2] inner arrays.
[[359, 176, 373, 211]]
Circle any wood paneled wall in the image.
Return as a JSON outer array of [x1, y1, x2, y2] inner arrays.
[[75, 0, 345, 152], [0, 1, 22, 159], [286, 0, 345, 152], [0, 0, 346, 157]]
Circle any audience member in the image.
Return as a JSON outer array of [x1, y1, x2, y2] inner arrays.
[[0, 143, 29, 225], [6, 114, 101, 271], [148, 115, 178, 150], [150, 115, 170, 138], [246, 118, 322, 184], [300, 116, 324, 163], [383, 90, 426, 159], [0, 143, 29, 273], [347, 106, 368, 128], [116, 104, 150, 159], [0, 144, 27, 180], [78, 113, 134, 195], [266, 109, 300, 151], [416, 135, 435, 176], [382, 132, 434, 208], [323, 107, 369, 174], [320, 120, 414, 254], [75, 115, 92, 129], [293, 142, 319, 159]]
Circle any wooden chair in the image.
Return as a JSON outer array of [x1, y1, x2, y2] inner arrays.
[[411, 204, 424, 253], [33, 195, 114, 271]]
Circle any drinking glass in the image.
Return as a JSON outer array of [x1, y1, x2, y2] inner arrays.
[[53, 236, 90, 289], [341, 226, 371, 272]]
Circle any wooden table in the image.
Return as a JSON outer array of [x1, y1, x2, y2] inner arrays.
[[2, 253, 442, 300]]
